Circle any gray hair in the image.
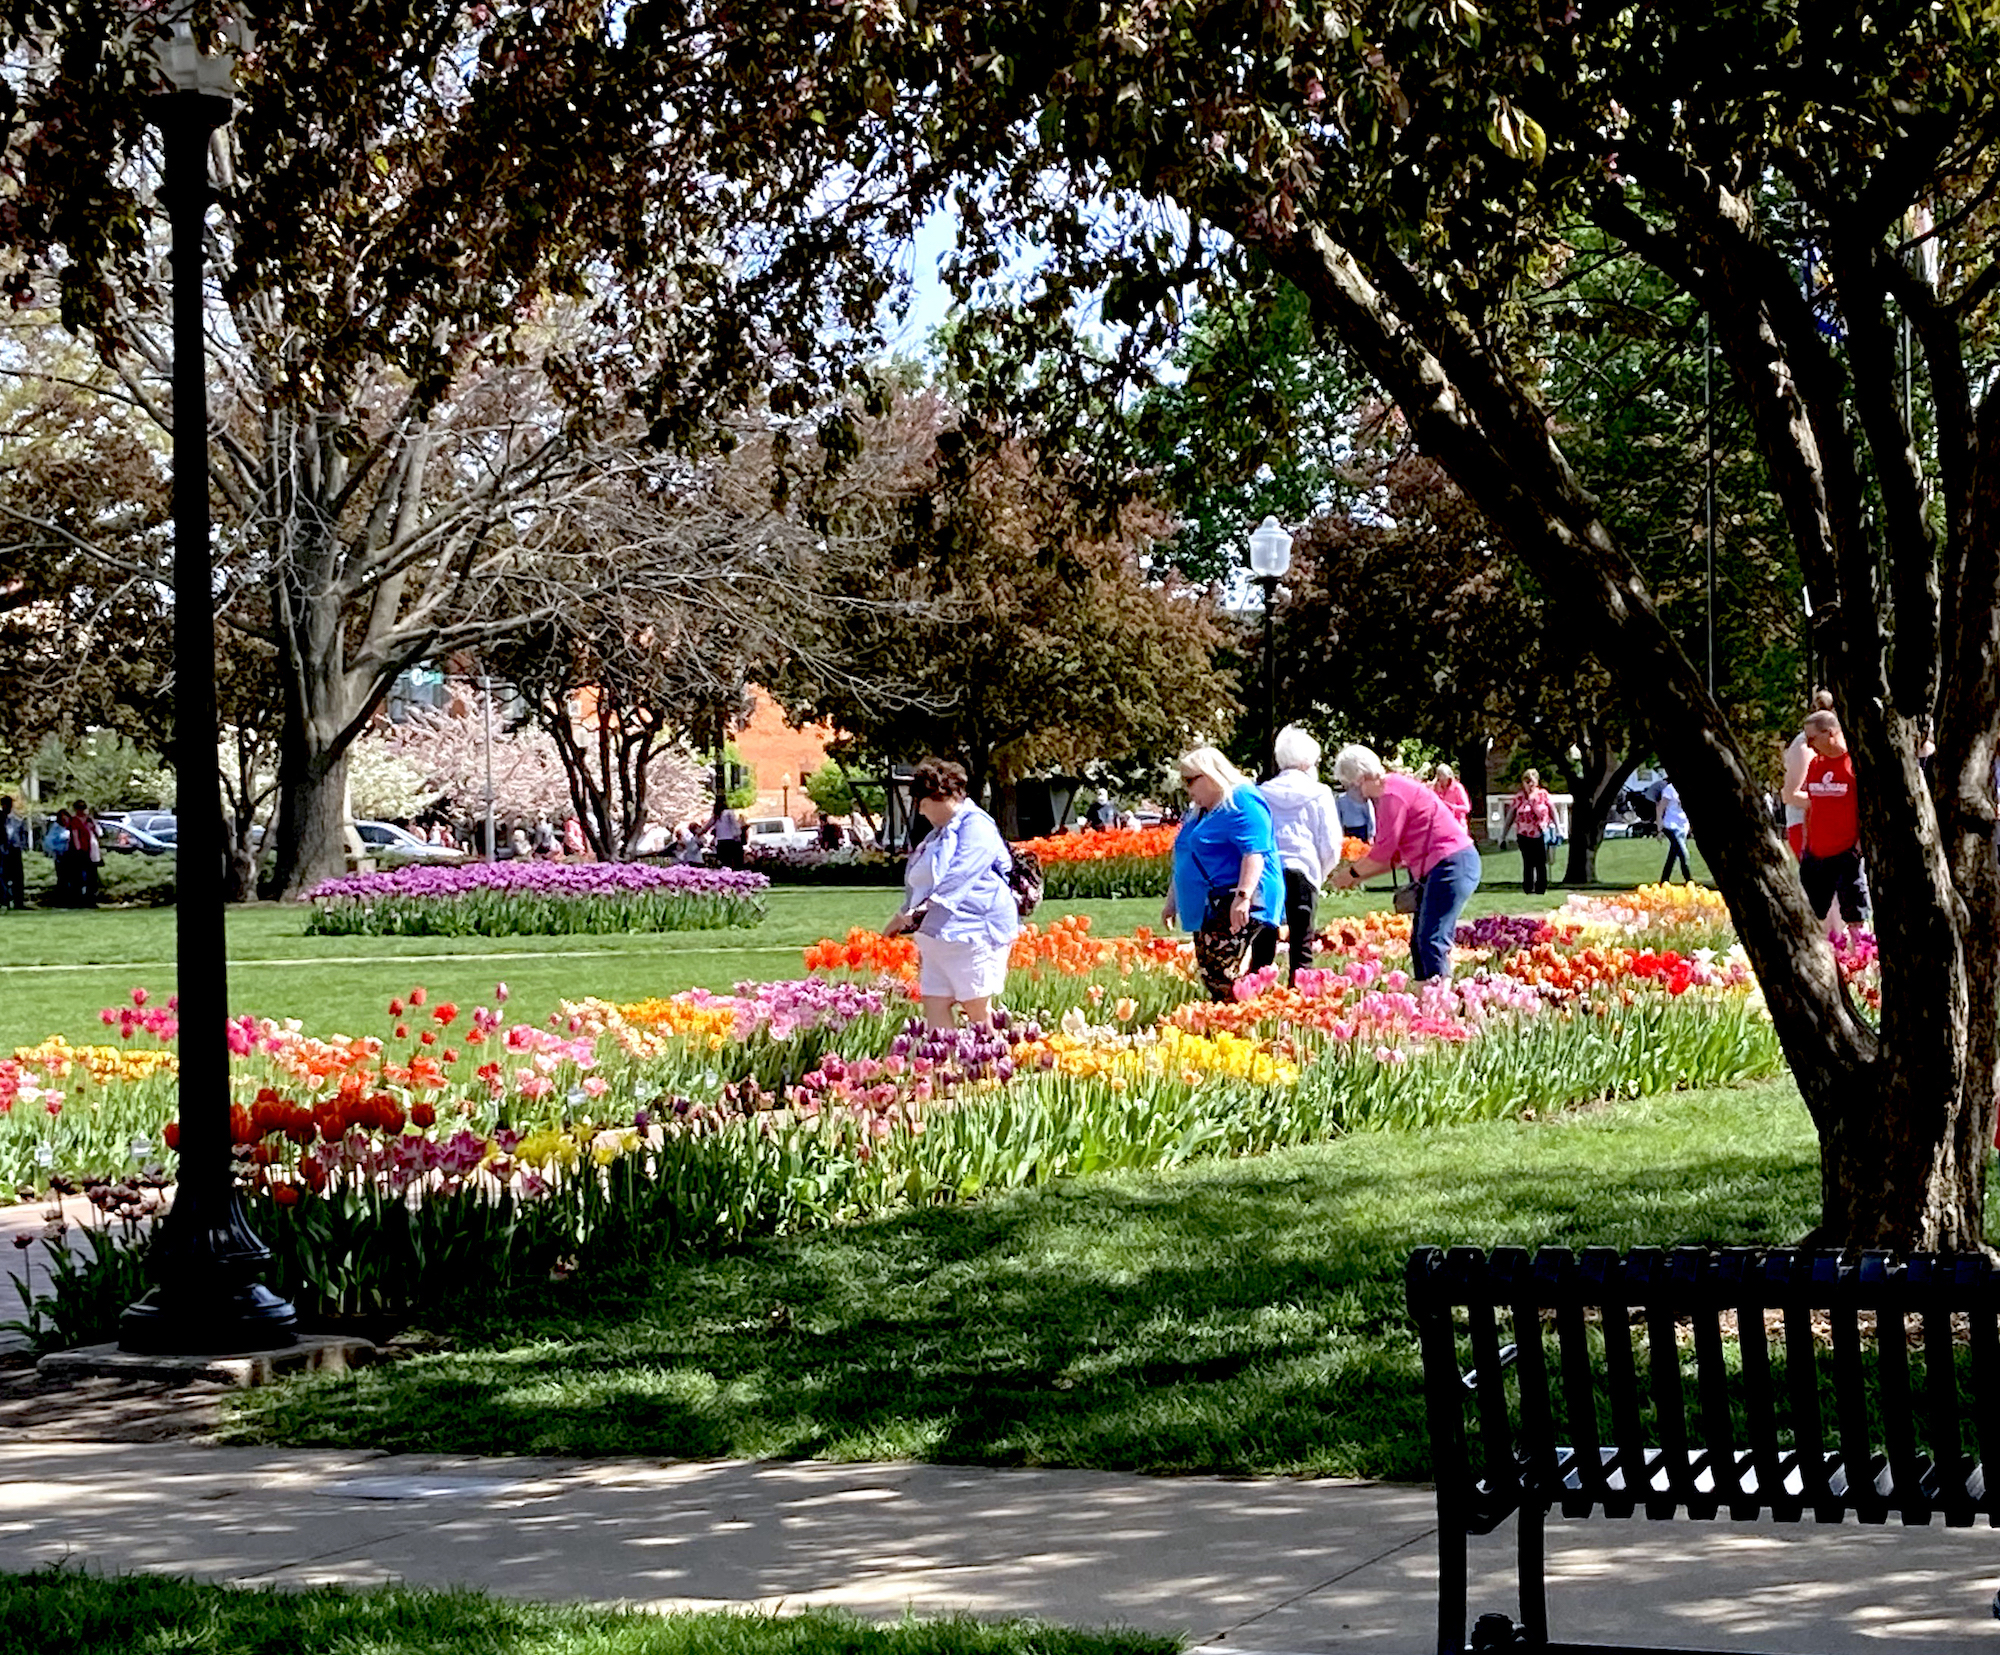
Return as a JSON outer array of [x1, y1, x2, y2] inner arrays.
[[1272, 725, 1321, 773], [1177, 744, 1252, 808], [1331, 743, 1386, 791]]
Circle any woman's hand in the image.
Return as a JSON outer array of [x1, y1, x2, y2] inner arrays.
[[1330, 861, 1358, 892], [883, 910, 913, 938], [1160, 895, 1178, 931], [1228, 889, 1251, 930]]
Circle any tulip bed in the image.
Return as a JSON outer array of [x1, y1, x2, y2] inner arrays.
[[303, 860, 771, 937], [1018, 826, 1370, 901], [0, 884, 1824, 1334]]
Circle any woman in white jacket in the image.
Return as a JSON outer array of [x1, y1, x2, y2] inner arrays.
[[1257, 726, 1346, 980]]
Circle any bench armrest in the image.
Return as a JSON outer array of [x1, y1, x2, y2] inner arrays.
[[1462, 1342, 1517, 1391]]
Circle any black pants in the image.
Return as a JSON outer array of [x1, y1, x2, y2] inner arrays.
[[1660, 829, 1692, 883], [715, 838, 744, 870], [0, 848, 21, 908], [1281, 866, 1319, 978], [1195, 889, 1278, 1000], [1519, 834, 1548, 895]]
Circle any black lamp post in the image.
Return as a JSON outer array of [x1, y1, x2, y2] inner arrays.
[[120, 13, 297, 1354], [1247, 515, 1294, 778]]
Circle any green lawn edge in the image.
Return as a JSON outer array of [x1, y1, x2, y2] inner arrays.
[[0, 1569, 1180, 1655], [225, 1075, 1816, 1482]]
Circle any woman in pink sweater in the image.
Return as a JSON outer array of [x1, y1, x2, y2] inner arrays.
[[1327, 745, 1480, 980]]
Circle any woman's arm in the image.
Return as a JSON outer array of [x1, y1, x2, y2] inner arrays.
[[1228, 851, 1265, 929]]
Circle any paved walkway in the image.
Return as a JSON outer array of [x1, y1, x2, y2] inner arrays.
[[2, 1436, 1999, 1650]]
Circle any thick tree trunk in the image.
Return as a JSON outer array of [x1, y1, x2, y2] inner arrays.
[[1456, 736, 1489, 841], [1561, 752, 1637, 886], [268, 741, 350, 898]]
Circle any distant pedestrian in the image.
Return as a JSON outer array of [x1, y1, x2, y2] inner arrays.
[[1328, 743, 1480, 982], [1782, 690, 1836, 859], [711, 803, 745, 870], [1430, 763, 1472, 834], [1259, 726, 1346, 981], [44, 809, 73, 904], [1787, 710, 1867, 941], [68, 800, 100, 906], [1658, 779, 1693, 883], [884, 757, 1019, 1031], [1086, 788, 1117, 831], [1334, 792, 1374, 855], [1509, 770, 1555, 896], [0, 796, 26, 910]]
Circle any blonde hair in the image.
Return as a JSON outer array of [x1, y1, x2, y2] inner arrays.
[[1177, 745, 1252, 809], [1331, 743, 1386, 790]]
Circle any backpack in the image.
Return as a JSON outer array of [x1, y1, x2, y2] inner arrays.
[[42, 822, 69, 857], [1005, 845, 1044, 919]]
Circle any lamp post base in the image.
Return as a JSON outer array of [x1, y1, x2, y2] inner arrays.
[[118, 1279, 299, 1355]]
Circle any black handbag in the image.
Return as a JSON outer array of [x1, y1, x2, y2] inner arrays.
[[1393, 879, 1423, 916]]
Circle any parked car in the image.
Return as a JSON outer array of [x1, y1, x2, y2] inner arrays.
[[99, 820, 176, 856], [352, 820, 467, 865], [123, 810, 177, 837], [743, 816, 818, 854]]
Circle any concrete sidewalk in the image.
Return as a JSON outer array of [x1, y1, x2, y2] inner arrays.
[[2, 1439, 1999, 1651]]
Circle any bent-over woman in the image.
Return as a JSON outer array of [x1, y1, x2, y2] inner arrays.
[[1164, 745, 1285, 999], [1328, 743, 1480, 981], [883, 758, 1019, 1031]]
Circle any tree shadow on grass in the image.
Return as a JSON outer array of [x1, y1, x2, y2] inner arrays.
[[233, 1095, 1820, 1480]]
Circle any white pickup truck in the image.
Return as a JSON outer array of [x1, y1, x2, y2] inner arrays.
[[743, 816, 818, 853]]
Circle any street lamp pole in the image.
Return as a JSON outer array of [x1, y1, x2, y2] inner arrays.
[[1246, 516, 1294, 779], [121, 16, 296, 1353]]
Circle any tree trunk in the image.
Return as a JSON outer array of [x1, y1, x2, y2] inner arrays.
[[268, 740, 350, 898], [1456, 736, 1489, 841], [1561, 753, 1637, 886]]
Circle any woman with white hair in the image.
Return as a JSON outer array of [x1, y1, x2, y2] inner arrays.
[[1258, 725, 1346, 980], [1165, 744, 1285, 999], [1327, 742, 1481, 981]]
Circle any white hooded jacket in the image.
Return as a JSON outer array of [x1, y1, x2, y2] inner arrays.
[[1257, 768, 1347, 887]]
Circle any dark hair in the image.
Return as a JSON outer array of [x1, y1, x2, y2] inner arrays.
[[910, 758, 970, 802]]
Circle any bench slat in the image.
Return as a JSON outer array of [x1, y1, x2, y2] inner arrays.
[[1778, 1253, 1841, 1521], [1828, 1259, 1887, 1523], [1587, 1247, 1646, 1521], [1912, 1256, 1972, 1525], [1691, 1250, 1744, 1518], [1864, 1252, 1928, 1522], [1632, 1249, 1696, 1518], [1965, 1254, 2000, 1523], [1503, 1247, 1559, 1511], [1549, 1249, 1608, 1520]]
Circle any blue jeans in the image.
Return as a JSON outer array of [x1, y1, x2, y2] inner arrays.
[[1413, 844, 1481, 980]]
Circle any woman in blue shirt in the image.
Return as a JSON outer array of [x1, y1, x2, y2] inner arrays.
[[884, 757, 1020, 1031], [1163, 745, 1284, 999]]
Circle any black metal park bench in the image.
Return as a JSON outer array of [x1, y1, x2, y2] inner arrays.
[[1405, 1244, 2000, 1653]]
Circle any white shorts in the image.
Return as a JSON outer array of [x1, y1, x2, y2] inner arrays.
[[915, 934, 1010, 1001]]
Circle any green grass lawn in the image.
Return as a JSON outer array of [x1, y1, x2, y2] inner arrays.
[[0, 838, 1712, 1052], [0, 1572, 1176, 1655], [227, 1075, 1815, 1481]]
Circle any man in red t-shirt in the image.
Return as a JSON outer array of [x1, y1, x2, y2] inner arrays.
[[1784, 711, 1867, 939]]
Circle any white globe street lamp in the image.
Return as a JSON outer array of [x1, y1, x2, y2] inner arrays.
[[1246, 516, 1294, 775]]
